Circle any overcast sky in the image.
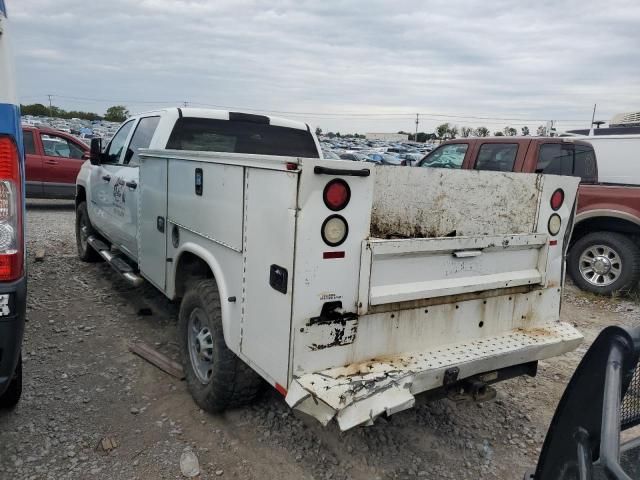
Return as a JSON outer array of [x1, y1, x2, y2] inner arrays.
[[9, 0, 640, 133]]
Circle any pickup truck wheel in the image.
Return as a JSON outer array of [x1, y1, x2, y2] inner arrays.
[[568, 232, 640, 295], [75, 201, 103, 263], [179, 280, 263, 412], [0, 354, 22, 408]]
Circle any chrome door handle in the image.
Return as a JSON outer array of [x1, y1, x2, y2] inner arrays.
[[126, 181, 137, 189]]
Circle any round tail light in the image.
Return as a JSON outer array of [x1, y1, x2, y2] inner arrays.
[[550, 189, 564, 211], [323, 179, 350, 211], [548, 214, 562, 236], [321, 215, 348, 247]]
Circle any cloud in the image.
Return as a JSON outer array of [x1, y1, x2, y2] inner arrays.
[[10, 0, 640, 133]]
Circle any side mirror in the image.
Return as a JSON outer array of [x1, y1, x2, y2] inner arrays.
[[90, 138, 102, 165]]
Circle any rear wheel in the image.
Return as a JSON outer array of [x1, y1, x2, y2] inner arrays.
[[568, 231, 640, 295], [75, 201, 103, 262], [0, 354, 22, 408], [179, 279, 263, 412]]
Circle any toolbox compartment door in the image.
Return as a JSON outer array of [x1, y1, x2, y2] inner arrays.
[[359, 233, 549, 310]]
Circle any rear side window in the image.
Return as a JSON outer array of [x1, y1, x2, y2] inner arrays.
[[475, 143, 518, 172], [420, 143, 468, 169], [23, 130, 36, 155], [537, 143, 597, 182], [125, 116, 160, 165], [536, 144, 574, 176], [573, 145, 597, 183], [166, 117, 319, 158]]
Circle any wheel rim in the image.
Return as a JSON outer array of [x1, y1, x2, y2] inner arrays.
[[578, 244, 622, 287], [187, 308, 214, 384]]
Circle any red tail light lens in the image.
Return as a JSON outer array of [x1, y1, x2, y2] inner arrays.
[[0, 136, 23, 281], [550, 189, 564, 211], [323, 179, 350, 211]]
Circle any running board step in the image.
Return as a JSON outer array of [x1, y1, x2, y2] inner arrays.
[[87, 236, 143, 287]]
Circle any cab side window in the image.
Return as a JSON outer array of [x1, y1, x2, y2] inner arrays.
[[125, 116, 161, 166], [536, 144, 573, 176], [573, 145, 597, 183], [474, 143, 518, 172], [23, 130, 36, 155], [104, 120, 135, 164], [420, 143, 468, 169]]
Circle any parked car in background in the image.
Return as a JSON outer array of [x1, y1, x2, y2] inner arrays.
[[366, 152, 402, 165], [339, 152, 369, 162], [418, 137, 640, 295], [22, 125, 90, 199], [321, 149, 340, 160], [0, 0, 27, 409]]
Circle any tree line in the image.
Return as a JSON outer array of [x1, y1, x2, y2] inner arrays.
[[20, 103, 131, 123], [317, 123, 549, 142]]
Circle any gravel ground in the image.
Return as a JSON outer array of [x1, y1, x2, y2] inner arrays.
[[0, 199, 639, 480]]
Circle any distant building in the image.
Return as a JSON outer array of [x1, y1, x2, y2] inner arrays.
[[610, 111, 640, 127], [365, 132, 409, 142]]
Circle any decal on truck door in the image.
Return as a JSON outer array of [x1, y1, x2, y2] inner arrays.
[[113, 177, 126, 217]]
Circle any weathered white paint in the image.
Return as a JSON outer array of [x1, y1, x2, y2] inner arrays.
[[371, 167, 542, 238]]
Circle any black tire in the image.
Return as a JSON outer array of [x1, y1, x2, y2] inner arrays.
[[0, 354, 22, 408], [179, 279, 263, 412], [567, 231, 640, 295], [75, 201, 103, 263]]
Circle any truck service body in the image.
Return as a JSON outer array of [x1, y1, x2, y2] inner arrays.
[[0, 0, 27, 407], [76, 108, 582, 430]]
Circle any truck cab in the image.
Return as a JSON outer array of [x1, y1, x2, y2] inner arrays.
[[0, 0, 27, 408]]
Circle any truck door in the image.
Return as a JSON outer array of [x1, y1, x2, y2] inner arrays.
[[22, 128, 42, 197], [89, 120, 135, 241], [117, 116, 161, 261]]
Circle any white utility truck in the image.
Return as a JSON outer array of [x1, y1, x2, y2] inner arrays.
[[76, 108, 582, 431]]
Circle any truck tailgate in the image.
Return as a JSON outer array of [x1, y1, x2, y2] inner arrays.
[[361, 233, 548, 309]]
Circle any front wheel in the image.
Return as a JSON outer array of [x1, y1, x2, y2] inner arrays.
[[567, 231, 640, 295], [0, 354, 22, 408], [178, 279, 263, 412], [75, 201, 103, 263]]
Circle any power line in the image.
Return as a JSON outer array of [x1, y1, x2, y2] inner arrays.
[[26, 93, 593, 124]]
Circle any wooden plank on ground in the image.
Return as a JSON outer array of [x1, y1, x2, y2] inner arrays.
[[128, 341, 185, 380]]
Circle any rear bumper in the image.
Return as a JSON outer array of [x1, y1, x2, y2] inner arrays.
[[0, 276, 26, 396], [286, 322, 582, 431]]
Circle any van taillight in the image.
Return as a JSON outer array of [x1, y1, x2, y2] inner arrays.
[[0, 137, 23, 281], [550, 189, 564, 211]]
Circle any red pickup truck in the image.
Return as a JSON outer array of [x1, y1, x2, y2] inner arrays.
[[417, 137, 640, 295], [22, 126, 90, 199]]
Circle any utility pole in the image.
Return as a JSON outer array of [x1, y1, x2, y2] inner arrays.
[[591, 103, 597, 127], [415, 113, 419, 142], [47, 94, 53, 117]]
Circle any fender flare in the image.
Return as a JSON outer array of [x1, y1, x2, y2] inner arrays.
[[171, 242, 235, 349]]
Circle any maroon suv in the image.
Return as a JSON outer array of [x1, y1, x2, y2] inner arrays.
[[22, 126, 90, 199]]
